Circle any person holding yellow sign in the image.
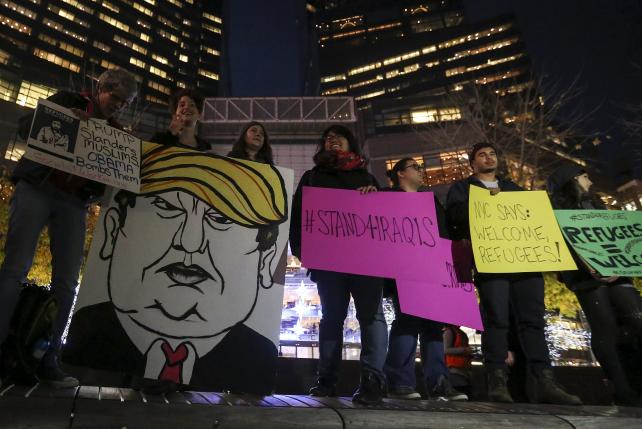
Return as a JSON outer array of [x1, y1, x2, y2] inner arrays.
[[445, 142, 581, 405]]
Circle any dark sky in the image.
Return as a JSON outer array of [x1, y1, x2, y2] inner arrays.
[[463, 0, 642, 182]]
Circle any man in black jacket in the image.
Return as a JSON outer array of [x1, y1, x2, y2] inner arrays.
[[446, 142, 581, 405], [0, 68, 138, 388]]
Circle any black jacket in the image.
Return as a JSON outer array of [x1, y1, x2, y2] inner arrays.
[[149, 130, 212, 152], [14, 91, 118, 202], [63, 302, 278, 394], [445, 175, 523, 240], [289, 166, 378, 260]]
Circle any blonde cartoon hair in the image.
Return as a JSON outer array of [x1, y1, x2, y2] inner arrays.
[[140, 142, 287, 228]]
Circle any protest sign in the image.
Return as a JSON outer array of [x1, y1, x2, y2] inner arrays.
[[555, 209, 642, 277], [24, 99, 141, 192], [396, 239, 483, 330], [301, 187, 443, 281], [469, 186, 576, 273]]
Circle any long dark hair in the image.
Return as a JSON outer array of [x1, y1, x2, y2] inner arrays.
[[313, 125, 363, 166], [228, 121, 274, 164], [387, 157, 415, 187]]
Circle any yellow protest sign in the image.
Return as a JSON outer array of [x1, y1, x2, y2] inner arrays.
[[468, 186, 577, 273]]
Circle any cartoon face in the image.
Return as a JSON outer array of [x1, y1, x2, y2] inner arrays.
[[100, 191, 278, 340]]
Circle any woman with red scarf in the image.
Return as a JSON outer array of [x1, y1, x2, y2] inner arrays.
[[289, 125, 387, 405]]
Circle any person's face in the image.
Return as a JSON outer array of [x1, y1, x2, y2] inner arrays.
[[575, 173, 592, 193], [52, 121, 62, 132], [244, 125, 265, 152], [398, 160, 423, 188], [175, 96, 200, 126], [471, 147, 498, 174], [101, 191, 277, 339], [324, 131, 350, 152], [97, 87, 133, 118]]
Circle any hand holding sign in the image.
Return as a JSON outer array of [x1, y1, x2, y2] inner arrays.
[[469, 186, 576, 273]]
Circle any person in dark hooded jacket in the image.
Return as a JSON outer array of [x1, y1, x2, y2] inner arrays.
[[548, 165, 642, 405]]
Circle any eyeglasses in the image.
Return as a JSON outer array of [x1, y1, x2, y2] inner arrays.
[[403, 164, 422, 171]]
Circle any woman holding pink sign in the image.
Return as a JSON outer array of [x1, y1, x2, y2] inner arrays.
[[289, 125, 387, 405], [548, 165, 642, 405]]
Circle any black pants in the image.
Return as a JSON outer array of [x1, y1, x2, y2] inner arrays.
[[476, 273, 550, 371], [575, 283, 642, 397]]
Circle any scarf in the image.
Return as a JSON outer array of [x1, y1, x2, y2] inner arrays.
[[314, 150, 366, 171]]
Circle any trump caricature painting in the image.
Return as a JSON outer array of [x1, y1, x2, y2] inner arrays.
[[64, 143, 292, 394]]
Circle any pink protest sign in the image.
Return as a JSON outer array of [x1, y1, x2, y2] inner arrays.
[[300, 187, 443, 281], [396, 239, 483, 330]]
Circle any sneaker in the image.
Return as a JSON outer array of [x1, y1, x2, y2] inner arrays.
[[36, 364, 79, 389], [309, 379, 336, 397], [487, 369, 513, 403], [430, 375, 468, 401], [526, 368, 582, 406], [352, 371, 385, 405], [388, 386, 421, 400]]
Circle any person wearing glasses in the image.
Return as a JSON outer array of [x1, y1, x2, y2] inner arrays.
[[0, 68, 138, 389], [383, 158, 468, 401], [289, 125, 386, 405]]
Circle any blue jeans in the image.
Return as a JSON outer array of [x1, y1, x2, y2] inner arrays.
[[385, 293, 448, 390], [311, 270, 388, 384], [0, 180, 87, 367]]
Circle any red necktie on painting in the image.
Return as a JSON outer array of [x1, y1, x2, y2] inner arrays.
[[158, 341, 189, 384]]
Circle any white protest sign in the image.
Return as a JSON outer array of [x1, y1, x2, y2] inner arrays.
[[24, 99, 141, 193]]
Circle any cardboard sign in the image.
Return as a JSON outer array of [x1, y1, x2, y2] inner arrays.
[[23, 99, 141, 192], [63, 143, 293, 394], [555, 209, 642, 277], [468, 186, 576, 273]]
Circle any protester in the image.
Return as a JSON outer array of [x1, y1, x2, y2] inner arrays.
[[150, 89, 210, 151], [289, 125, 387, 405], [383, 158, 467, 401], [227, 121, 274, 164], [445, 142, 582, 405], [443, 325, 473, 396], [548, 165, 642, 405], [0, 68, 138, 388]]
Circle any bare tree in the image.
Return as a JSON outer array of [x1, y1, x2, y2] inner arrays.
[[412, 73, 598, 189]]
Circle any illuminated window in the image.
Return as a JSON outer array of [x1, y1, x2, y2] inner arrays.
[[0, 13, 32, 34], [322, 87, 347, 95], [422, 45, 437, 54], [165, 0, 182, 8], [438, 24, 513, 49], [182, 19, 192, 26], [1, 1, 37, 19], [475, 69, 524, 85], [383, 50, 419, 66], [348, 62, 381, 76], [203, 12, 222, 24], [158, 15, 179, 30], [102, 1, 119, 13], [0, 76, 18, 102], [114, 35, 148, 55], [47, 5, 89, 27], [176, 81, 186, 88], [139, 32, 150, 42], [152, 54, 168, 64], [129, 57, 146, 69], [355, 90, 385, 100], [16, 81, 57, 108], [445, 37, 519, 62], [367, 21, 401, 33], [201, 46, 220, 56], [92, 40, 111, 52], [132, 2, 153, 16], [142, 0, 155, 5], [179, 54, 188, 62], [137, 19, 151, 29], [146, 94, 167, 105], [99, 58, 118, 69], [445, 54, 524, 76], [202, 23, 221, 34], [99, 13, 129, 32], [58, 0, 93, 14], [0, 48, 10, 65], [43, 18, 86, 41], [158, 29, 178, 43], [37, 34, 84, 57], [349, 75, 383, 89], [198, 69, 219, 80], [33, 48, 80, 72], [148, 80, 170, 94], [150, 66, 168, 78], [321, 74, 345, 83], [411, 107, 461, 123]]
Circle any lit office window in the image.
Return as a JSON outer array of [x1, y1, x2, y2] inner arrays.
[[98, 13, 129, 32], [0, 48, 10, 65], [132, 2, 153, 16], [202, 12, 222, 24], [198, 69, 219, 80], [33, 48, 80, 72], [143, 0, 155, 5], [176, 81, 186, 88], [152, 54, 168, 64], [165, 0, 182, 8], [158, 15, 179, 30], [1, 1, 37, 19], [411, 107, 461, 123], [139, 33, 150, 42], [201, 46, 220, 56], [348, 62, 381, 76], [129, 57, 146, 69], [137, 19, 151, 29], [17, 81, 57, 108], [146, 94, 167, 105], [322, 87, 347, 95], [349, 75, 383, 89], [0, 13, 32, 34], [475, 69, 524, 85], [355, 89, 385, 100], [321, 74, 346, 83], [59, 0, 93, 14], [37, 34, 84, 57], [158, 29, 178, 43], [148, 80, 170, 94], [99, 59, 119, 69], [182, 19, 191, 26], [422, 45, 437, 54], [202, 23, 221, 34], [102, 1, 119, 13], [383, 51, 419, 66], [42, 18, 86, 41], [150, 66, 168, 79], [47, 5, 89, 27], [0, 76, 18, 102], [445, 54, 523, 76], [92, 40, 111, 52], [114, 35, 147, 55], [445, 37, 519, 62], [178, 54, 188, 62], [438, 24, 512, 49]]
